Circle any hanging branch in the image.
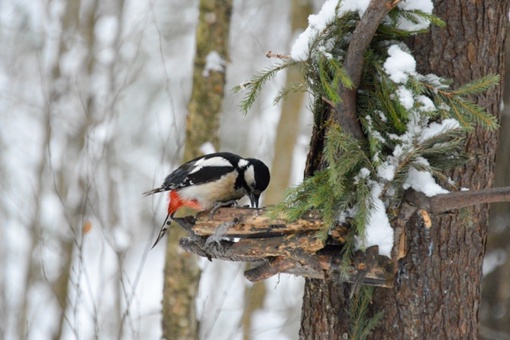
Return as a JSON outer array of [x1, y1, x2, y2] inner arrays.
[[334, 0, 398, 139]]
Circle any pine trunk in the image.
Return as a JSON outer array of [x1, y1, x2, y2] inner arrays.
[[299, 1, 509, 339]]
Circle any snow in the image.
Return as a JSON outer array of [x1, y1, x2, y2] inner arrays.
[[359, 183, 394, 257], [290, 0, 429, 69], [389, 116, 460, 198], [416, 95, 436, 112], [383, 45, 417, 83], [290, 0, 338, 61], [290, 0, 371, 61], [383, 103, 460, 197], [396, 85, 415, 109], [203, 50, 225, 77], [354, 169, 394, 257], [396, 0, 434, 31], [354, 167, 371, 183], [200, 141, 216, 154], [403, 158, 449, 196], [377, 160, 396, 181], [483, 249, 507, 276], [419, 118, 460, 142], [397, 0, 433, 14], [376, 110, 388, 122]]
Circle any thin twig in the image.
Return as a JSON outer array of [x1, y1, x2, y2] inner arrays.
[[265, 50, 291, 60]]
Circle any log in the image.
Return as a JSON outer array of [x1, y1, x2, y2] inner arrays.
[[173, 207, 394, 287]]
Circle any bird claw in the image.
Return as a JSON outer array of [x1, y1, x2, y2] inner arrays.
[[204, 221, 236, 247], [208, 200, 238, 218]]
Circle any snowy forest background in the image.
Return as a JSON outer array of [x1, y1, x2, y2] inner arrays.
[[0, 0, 509, 339]]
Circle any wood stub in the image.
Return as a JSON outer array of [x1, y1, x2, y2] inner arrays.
[[175, 207, 394, 287]]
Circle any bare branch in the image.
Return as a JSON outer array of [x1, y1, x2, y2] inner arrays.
[[405, 186, 510, 214], [265, 50, 291, 60], [334, 0, 396, 139]]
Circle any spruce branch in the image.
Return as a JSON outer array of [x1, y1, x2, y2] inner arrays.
[[396, 10, 445, 30], [273, 83, 307, 105], [421, 75, 500, 130], [233, 60, 300, 114], [450, 97, 498, 129], [349, 286, 384, 340], [452, 74, 500, 96]]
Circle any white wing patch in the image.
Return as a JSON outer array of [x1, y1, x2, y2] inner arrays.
[[238, 159, 249, 168], [189, 156, 233, 174]]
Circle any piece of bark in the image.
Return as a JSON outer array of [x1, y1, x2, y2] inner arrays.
[[190, 207, 326, 237], [231, 233, 325, 257]]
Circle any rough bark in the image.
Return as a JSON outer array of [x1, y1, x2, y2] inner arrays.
[[162, 1, 233, 339], [299, 1, 509, 339]]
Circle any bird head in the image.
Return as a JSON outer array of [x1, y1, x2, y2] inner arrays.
[[243, 158, 270, 208]]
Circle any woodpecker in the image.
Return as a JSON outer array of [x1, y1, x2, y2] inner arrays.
[[144, 152, 270, 248]]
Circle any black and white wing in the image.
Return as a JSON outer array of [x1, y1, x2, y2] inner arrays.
[[143, 152, 241, 196]]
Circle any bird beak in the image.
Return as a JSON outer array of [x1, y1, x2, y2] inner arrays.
[[249, 192, 260, 208]]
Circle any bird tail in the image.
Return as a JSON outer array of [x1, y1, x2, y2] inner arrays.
[[143, 187, 163, 196], [151, 214, 171, 249]]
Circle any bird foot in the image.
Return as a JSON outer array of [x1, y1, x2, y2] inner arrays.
[[204, 221, 237, 247], [208, 200, 238, 218]]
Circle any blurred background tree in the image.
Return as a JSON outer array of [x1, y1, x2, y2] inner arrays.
[[481, 25, 510, 340], [162, 0, 232, 338]]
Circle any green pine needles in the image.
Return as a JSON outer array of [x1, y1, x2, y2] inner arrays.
[[235, 1, 498, 337], [349, 286, 384, 339]]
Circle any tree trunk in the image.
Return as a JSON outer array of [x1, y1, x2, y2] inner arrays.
[[162, 0, 233, 339], [299, 1, 509, 339], [183, 0, 233, 161]]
